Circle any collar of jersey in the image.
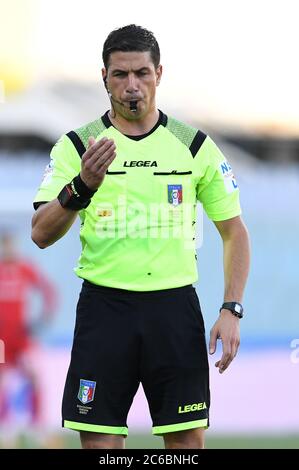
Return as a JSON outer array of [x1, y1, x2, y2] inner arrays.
[[101, 109, 167, 141]]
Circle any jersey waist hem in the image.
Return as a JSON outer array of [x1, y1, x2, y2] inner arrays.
[[75, 271, 198, 292]]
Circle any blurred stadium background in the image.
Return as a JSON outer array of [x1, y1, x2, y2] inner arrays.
[[0, 0, 298, 449]]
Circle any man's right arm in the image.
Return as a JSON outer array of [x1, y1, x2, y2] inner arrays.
[[31, 136, 116, 249], [31, 199, 78, 249]]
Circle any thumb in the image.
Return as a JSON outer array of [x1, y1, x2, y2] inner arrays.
[[209, 328, 217, 355], [88, 136, 96, 148]]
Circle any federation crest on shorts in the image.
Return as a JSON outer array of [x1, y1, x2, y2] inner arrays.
[[78, 379, 96, 404], [168, 184, 182, 206]]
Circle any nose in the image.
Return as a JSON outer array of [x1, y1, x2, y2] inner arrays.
[[126, 72, 139, 94]]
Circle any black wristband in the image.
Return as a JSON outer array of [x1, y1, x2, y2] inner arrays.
[[57, 174, 96, 211], [72, 174, 97, 199]]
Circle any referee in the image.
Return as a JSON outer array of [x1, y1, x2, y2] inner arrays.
[[31, 25, 250, 449]]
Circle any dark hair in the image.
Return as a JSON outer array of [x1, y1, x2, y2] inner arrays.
[[102, 24, 160, 69]]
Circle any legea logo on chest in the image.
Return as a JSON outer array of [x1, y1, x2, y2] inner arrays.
[[123, 161, 158, 167]]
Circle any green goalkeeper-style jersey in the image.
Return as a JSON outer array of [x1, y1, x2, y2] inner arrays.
[[33, 110, 241, 291]]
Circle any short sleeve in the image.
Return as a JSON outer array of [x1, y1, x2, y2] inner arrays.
[[194, 136, 242, 221], [33, 134, 81, 209]]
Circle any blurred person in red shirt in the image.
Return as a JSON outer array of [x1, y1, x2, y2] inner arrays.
[[0, 232, 57, 432]]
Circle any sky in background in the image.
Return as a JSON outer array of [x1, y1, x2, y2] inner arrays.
[[1, 0, 299, 133]]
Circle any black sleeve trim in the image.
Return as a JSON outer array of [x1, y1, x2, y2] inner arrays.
[[66, 131, 86, 158], [33, 201, 48, 210], [189, 130, 207, 158]]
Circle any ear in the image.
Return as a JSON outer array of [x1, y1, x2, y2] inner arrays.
[[156, 64, 162, 87], [101, 67, 107, 86]]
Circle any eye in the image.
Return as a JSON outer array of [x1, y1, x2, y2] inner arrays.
[[114, 72, 126, 77]]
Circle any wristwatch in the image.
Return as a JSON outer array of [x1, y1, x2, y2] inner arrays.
[[220, 302, 244, 319]]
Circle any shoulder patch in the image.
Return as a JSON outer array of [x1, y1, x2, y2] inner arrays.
[[66, 117, 107, 159], [66, 131, 86, 158], [189, 130, 207, 157], [166, 116, 206, 157], [75, 118, 107, 149]]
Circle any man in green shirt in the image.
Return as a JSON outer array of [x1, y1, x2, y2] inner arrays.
[[32, 24, 250, 449]]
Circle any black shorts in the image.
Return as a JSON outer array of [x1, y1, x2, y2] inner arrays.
[[62, 281, 210, 437]]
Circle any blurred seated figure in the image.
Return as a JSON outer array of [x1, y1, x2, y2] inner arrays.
[[0, 232, 57, 443]]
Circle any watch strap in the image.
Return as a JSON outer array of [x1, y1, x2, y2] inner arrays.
[[220, 301, 244, 318]]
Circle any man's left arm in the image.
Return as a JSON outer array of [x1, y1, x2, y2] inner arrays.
[[209, 215, 250, 373]]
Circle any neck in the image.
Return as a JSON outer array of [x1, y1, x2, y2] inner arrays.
[[109, 106, 159, 136]]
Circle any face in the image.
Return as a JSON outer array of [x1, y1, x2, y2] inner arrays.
[[102, 51, 162, 120]]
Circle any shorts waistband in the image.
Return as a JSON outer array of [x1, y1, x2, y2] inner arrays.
[[82, 280, 194, 297]]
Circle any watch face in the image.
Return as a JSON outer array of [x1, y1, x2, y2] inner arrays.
[[235, 304, 242, 314]]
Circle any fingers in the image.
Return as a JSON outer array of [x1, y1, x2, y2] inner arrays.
[[101, 152, 117, 174], [82, 137, 114, 163], [83, 140, 116, 173], [216, 338, 240, 374], [92, 150, 116, 175], [88, 136, 96, 148], [80, 136, 117, 191], [88, 139, 115, 167], [216, 341, 232, 374], [209, 327, 218, 355], [90, 143, 116, 173], [82, 137, 104, 162]]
